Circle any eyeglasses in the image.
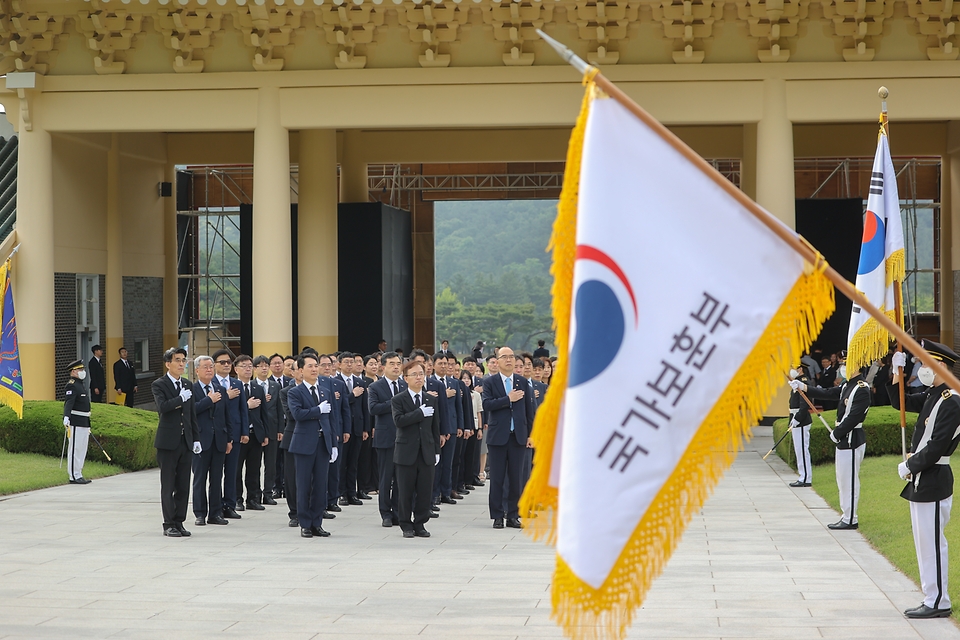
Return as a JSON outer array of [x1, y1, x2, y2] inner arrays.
[[215, 360, 232, 365], [407, 371, 425, 378]]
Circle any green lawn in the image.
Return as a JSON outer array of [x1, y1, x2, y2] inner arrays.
[[0, 448, 125, 495], [813, 454, 960, 615]]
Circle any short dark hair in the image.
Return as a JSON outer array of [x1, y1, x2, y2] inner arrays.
[[410, 348, 429, 361], [402, 360, 425, 376], [381, 352, 401, 366], [119, 347, 128, 354], [92, 344, 102, 353], [234, 354, 252, 366], [318, 353, 334, 365], [252, 355, 270, 367], [212, 348, 233, 362], [485, 354, 497, 363], [301, 347, 319, 357], [339, 352, 355, 362], [269, 353, 284, 363], [462, 356, 477, 365], [520, 352, 534, 364], [532, 358, 544, 369], [441, 340, 449, 345], [363, 354, 379, 366], [538, 339, 545, 347], [297, 352, 319, 368], [163, 347, 187, 363]]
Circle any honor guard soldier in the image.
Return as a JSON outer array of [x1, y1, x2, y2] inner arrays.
[[889, 340, 960, 619], [791, 361, 871, 529], [788, 365, 813, 487], [63, 360, 92, 484]]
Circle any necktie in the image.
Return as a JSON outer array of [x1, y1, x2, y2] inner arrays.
[[204, 384, 210, 395], [415, 393, 421, 407], [311, 385, 320, 406], [392, 380, 399, 396], [245, 383, 250, 398], [504, 376, 515, 432], [175, 380, 181, 393], [346, 376, 353, 393]]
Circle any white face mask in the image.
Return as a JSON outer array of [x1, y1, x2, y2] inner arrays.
[[788, 368, 799, 380], [838, 365, 847, 381], [918, 366, 936, 387], [76, 370, 87, 381]]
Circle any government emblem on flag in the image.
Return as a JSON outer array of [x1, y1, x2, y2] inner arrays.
[[0, 259, 23, 419]]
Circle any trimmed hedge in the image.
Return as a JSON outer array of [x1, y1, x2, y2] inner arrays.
[[773, 405, 918, 468], [0, 401, 158, 471]]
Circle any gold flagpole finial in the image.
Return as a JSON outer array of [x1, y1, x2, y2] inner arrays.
[[878, 86, 889, 135]]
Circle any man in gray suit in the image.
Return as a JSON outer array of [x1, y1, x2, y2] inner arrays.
[[391, 360, 441, 538]]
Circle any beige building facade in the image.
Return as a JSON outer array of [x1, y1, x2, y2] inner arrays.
[[0, 0, 958, 408]]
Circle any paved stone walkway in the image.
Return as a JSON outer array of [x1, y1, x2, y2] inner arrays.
[[0, 428, 957, 639]]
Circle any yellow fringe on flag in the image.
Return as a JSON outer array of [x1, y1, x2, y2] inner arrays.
[[886, 248, 904, 289], [519, 74, 596, 543], [551, 269, 835, 640], [846, 309, 899, 375]]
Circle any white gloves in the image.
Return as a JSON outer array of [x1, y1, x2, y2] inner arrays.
[[193, 441, 202, 455], [435, 454, 441, 465], [898, 460, 911, 480], [179, 388, 193, 402], [421, 405, 435, 417], [330, 447, 339, 463], [63, 416, 70, 427], [788, 380, 807, 392], [319, 400, 332, 414], [789, 419, 799, 429], [829, 430, 839, 444], [892, 351, 907, 372]]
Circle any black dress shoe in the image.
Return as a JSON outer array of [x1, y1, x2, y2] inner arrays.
[[347, 497, 363, 506], [450, 491, 464, 500], [440, 496, 457, 505], [328, 504, 342, 512], [246, 501, 266, 511], [358, 492, 372, 500], [235, 502, 245, 512], [429, 512, 439, 518], [905, 605, 952, 619], [382, 518, 394, 527], [322, 511, 336, 519], [430, 504, 440, 512], [195, 517, 207, 526], [222, 507, 241, 519], [414, 528, 431, 538], [207, 515, 228, 525], [69, 477, 92, 484], [288, 518, 299, 528], [827, 520, 858, 530], [310, 526, 330, 537], [493, 518, 504, 529], [789, 481, 812, 487], [262, 496, 278, 506], [339, 497, 351, 506], [402, 529, 415, 538], [471, 478, 485, 486], [464, 485, 476, 491], [176, 524, 191, 536], [506, 518, 522, 529], [163, 526, 182, 537], [300, 527, 314, 538]]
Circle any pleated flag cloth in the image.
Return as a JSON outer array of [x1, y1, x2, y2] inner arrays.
[[520, 78, 835, 640]]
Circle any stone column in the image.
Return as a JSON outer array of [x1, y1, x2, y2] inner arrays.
[[740, 123, 758, 200], [252, 87, 292, 357], [339, 130, 368, 203], [15, 103, 55, 400], [298, 129, 339, 354], [946, 122, 960, 352], [105, 133, 124, 403], [756, 79, 795, 417], [162, 161, 179, 353]]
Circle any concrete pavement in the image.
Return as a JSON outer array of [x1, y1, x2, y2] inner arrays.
[[0, 427, 956, 639]]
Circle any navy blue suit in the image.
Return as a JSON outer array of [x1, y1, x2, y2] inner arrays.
[[323, 375, 351, 506], [216, 375, 248, 511], [482, 373, 535, 520], [368, 376, 406, 521], [192, 378, 228, 519], [339, 374, 368, 500], [432, 375, 463, 500], [287, 382, 334, 529]]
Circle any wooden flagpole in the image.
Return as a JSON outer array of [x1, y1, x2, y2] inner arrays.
[[880, 89, 909, 462], [536, 30, 960, 400]]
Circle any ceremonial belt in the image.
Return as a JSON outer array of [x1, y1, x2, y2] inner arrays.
[[937, 457, 951, 465], [71, 410, 91, 417], [914, 390, 956, 487]]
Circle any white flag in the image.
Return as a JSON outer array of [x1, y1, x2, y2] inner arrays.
[[537, 84, 835, 640], [846, 129, 904, 373]]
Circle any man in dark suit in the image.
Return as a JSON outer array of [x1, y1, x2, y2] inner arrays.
[[436, 340, 453, 360], [254, 355, 283, 505], [338, 352, 368, 506], [234, 355, 268, 511], [318, 353, 350, 513], [431, 353, 462, 505], [355, 354, 376, 499], [391, 360, 441, 538], [279, 359, 303, 527], [532, 340, 550, 359], [368, 352, 406, 526], [269, 354, 295, 499], [451, 357, 476, 496], [113, 347, 138, 407], [212, 348, 246, 519], [152, 347, 200, 538], [191, 355, 230, 526], [287, 352, 335, 538], [88, 345, 106, 403], [482, 347, 535, 529]]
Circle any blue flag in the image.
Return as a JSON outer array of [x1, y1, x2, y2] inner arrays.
[[0, 260, 23, 418]]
